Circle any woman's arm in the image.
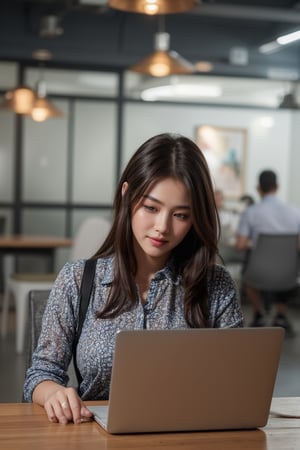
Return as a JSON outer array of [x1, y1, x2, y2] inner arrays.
[[24, 260, 93, 423]]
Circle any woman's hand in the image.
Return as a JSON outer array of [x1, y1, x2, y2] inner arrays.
[[33, 382, 93, 424]]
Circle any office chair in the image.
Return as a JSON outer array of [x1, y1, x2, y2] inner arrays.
[[24, 290, 78, 394], [242, 234, 300, 292], [0, 216, 7, 291], [1, 216, 110, 353]]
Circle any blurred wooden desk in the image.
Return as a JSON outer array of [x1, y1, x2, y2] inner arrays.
[[0, 398, 299, 450], [0, 235, 72, 271]]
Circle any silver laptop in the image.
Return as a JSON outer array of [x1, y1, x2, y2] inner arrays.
[[88, 327, 284, 434]]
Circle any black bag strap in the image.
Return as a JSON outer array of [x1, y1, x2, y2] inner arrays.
[[72, 258, 97, 387]]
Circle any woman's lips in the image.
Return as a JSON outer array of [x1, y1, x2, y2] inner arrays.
[[148, 237, 168, 247]]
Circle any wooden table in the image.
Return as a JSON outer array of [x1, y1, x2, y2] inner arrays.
[[0, 398, 299, 450], [0, 235, 72, 271]]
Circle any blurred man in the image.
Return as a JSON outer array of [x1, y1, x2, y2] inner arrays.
[[236, 170, 300, 335]]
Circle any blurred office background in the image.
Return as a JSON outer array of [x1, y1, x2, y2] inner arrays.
[[1, 0, 300, 260], [1, 0, 300, 401]]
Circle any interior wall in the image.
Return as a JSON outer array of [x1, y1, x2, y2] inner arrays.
[[124, 102, 293, 204], [1, 63, 299, 248]]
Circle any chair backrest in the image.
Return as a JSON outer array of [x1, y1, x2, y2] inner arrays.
[[243, 233, 299, 291], [25, 290, 51, 373], [0, 216, 6, 234], [70, 216, 111, 261], [24, 289, 78, 395]]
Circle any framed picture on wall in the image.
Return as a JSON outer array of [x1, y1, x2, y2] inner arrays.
[[195, 125, 247, 199]]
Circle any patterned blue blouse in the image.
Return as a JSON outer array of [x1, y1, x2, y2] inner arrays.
[[23, 256, 243, 402]]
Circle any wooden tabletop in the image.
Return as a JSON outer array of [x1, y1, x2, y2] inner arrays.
[[0, 398, 299, 450], [0, 235, 72, 249]]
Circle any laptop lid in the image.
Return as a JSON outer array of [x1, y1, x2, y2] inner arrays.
[[90, 327, 284, 434]]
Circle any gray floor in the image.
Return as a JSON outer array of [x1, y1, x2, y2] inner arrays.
[[0, 298, 300, 403]]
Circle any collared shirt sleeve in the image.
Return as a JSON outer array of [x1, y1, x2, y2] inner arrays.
[[208, 264, 244, 329]]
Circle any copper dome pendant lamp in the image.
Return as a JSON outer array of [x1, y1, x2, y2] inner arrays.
[[130, 28, 194, 77], [108, 0, 199, 15]]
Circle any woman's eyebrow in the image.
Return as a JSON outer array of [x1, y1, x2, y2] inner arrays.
[[143, 194, 191, 209]]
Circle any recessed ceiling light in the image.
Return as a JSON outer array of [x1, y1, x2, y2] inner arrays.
[[141, 83, 222, 101], [259, 28, 300, 54], [277, 30, 300, 45]]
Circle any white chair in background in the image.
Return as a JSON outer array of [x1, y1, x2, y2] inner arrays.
[[69, 216, 111, 261], [1, 216, 111, 353]]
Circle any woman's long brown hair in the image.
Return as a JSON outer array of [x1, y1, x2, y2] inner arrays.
[[93, 133, 220, 327]]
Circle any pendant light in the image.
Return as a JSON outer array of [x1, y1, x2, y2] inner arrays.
[[31, 79, 64, 122], [108, 0, 198, 15], [1, 48, 63, 121], [0, 86, 36, 115], [278, 82, 299, 109], [279, 92, 299, 109], [30, 53, 64, 122], [130, 17, 194, 77]]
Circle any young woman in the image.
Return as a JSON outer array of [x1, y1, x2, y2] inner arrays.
[[23, 133, 243, 424]]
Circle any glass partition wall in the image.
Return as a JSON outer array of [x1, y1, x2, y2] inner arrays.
[[0, 61, 299, 273], [0, 63, 120, 271]]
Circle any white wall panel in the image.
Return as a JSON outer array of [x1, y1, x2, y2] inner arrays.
[[123, 103, 292, 203], [23, 99, 69, 202], [72, 100, 117, 204]]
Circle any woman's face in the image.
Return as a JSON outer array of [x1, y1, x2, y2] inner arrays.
[[130, 177, 193, 267]]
